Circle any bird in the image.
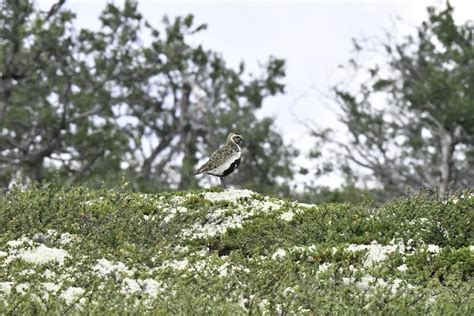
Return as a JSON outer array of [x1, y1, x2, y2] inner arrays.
[[191, 132, 244, 189]]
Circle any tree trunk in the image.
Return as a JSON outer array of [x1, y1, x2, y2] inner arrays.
[[141, 136, 173, 180], [30, 159, 45, 183], [178, 80, 199, 190], [439, 126, 461, 197]]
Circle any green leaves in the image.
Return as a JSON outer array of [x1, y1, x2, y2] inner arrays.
[[372, 79, 393, 91], [0, 0, 293, 195], [320, 3, 474, 199]]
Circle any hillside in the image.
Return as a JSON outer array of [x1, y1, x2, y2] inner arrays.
[[0, 185, 473, 314]]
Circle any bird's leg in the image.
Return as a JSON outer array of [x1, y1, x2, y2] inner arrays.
[[220, 177, 227, 189]]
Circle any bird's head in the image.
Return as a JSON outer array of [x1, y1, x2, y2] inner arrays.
[[227, 132, 244, 146]]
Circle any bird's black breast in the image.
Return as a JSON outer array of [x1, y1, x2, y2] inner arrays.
[[222, 158, 241, 177]]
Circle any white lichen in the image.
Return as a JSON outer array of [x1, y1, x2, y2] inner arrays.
[[397, 264, 408, 272], [60, 287, 85, 305], [249, 199, 281, 213], [427, 245, 440, 254], [347, 241, 403, 267], [6, 236, 32, 248], [181, 214, 244, 239], [121, 278, 164, 299], [93, 258, 134, 277], [204, 189, 254, 202], [280, 211, 295, 222], [160, 258, 189, 270], [272, 248, 287, 260], [317, 262, 331, 273], [0, 282, 14, 296], [42, 282, 60, 293], [59, 232, 75, 245], [15, 283, 30, 295], [16, 245, 69, 265]]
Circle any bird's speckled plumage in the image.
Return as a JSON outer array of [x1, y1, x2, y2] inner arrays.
[[191, 133, 243, 187]]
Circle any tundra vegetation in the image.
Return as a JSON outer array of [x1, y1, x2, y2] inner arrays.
[[0, 185, 473, 313], [1, 1, 472, 313]]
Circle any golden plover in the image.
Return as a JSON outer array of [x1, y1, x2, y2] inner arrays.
[[191, 133, 244, 188]]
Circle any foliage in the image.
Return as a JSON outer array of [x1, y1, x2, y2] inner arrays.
[[0, 184, 472, 313], [0, 0, 296, 195], [311, 3, 474, 199], [294, 184, 380, 204]]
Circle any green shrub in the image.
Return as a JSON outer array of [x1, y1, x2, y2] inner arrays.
[[0, 184, 472, 314]]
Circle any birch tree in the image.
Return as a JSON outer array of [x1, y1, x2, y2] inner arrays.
[[313, 3, 473, 198], [0, 0, 296, 194]]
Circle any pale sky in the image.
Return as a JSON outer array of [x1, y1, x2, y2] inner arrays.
[[36, 0, 474, 187]]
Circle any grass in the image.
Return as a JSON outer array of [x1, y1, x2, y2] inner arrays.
[[0, 183, 472, 314]]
